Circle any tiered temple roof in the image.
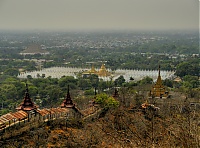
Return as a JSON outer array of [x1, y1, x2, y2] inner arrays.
[[60, 86, 84, 118], [16, 84, 38, 111], [98, 64, 111, 77], [82, 64, 98, 75], [61, 86, 75, 108]]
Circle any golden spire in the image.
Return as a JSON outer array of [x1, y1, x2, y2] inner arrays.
[[150, 65, 169, 98], [90, 64, 97, 73], [82, 64, 97, 75], [98, 63, 111, 77], [156, 65, 162, 86], [100, 64, 106, 70]]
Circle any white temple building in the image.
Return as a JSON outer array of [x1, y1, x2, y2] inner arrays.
[[18, 66, 175, 82]]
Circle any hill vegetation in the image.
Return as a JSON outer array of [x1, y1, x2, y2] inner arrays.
[[1, 94, 199, 147]]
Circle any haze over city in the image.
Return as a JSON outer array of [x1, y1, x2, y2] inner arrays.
[[0, 0, 198, 31]]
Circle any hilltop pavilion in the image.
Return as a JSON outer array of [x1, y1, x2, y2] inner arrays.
[[61, 86, 75, 108], [61, 86, 83, 118], [16, 84, 38, 112]]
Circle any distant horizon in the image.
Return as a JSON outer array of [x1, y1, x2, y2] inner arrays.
[[0, 28, 198, 33]]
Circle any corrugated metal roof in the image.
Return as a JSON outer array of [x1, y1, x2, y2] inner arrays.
[[0, 111, 27, 124], [18, 110, 28, 117], [49, 109, 56, 114], [37, 109, 50, 116], [11, 111, 27, 120], [60, 108, 69, 112], [2, 113, 15, 121], [0, 107, 71, 125], [0, 118, 8, 123], [0, 117, 9, 122], [37, 108, 69, 116], [0, 120, 5, 125]]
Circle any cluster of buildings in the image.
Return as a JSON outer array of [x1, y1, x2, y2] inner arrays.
[[0, 65, 170, 131], [82, 64, 111, 77], [18, 64, 175, 82], [0, 84, 84, 130]]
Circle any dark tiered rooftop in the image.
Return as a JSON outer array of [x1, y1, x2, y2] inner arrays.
[[16, 84, 38, 111], [61, 86, 75, 108]]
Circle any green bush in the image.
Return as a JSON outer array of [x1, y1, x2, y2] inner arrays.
[[95, 93, 119, 109], [84, 89, 95, 96]]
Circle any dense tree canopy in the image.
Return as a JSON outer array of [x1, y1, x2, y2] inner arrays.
[[95, 93, 119, 109], [114, 75, 125, 86], [175, 58, 199, 77]]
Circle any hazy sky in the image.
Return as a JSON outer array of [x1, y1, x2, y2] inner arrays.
[[0, 0, 198, 31]]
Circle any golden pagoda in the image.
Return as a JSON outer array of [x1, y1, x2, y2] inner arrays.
[[82, 63, 111, 78], [82, 64, 98, 76], [149, 65, 169, 98], [88, 64, 98, 74], [98, 64, 111, 77]]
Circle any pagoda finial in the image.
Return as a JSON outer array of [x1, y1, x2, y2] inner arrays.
[[94, 87, 97, 96], [25, 83, 30, 99], [26, 83, 29, 93], [155, 65, 162, 86]]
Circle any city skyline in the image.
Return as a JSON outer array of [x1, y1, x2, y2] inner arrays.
[[0, 0, 199, 31]]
